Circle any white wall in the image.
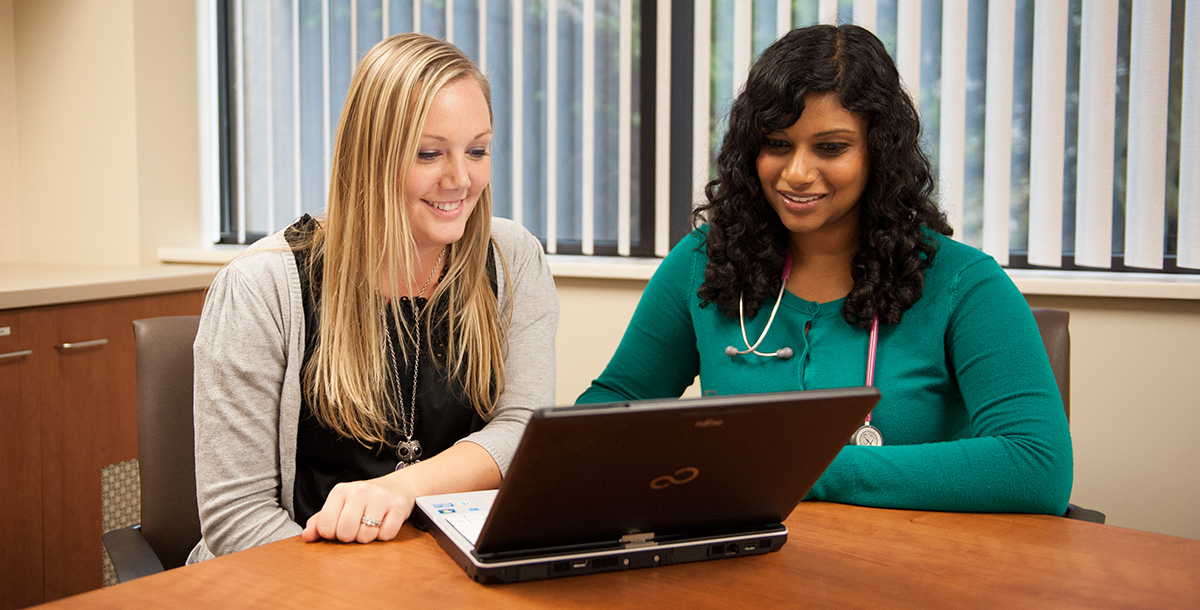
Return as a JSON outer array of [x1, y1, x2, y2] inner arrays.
[[0, 0, 18, 261], [4, 0, 199, 266], [5, 0, 1198, 542]]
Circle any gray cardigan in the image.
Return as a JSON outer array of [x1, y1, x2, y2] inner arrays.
[[189, 218, 558, 562]]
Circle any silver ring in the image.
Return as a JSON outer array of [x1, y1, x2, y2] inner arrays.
[[360, 516, 382, 528]]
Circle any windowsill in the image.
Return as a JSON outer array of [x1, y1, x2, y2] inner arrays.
[[158, 246, 1200, 300]]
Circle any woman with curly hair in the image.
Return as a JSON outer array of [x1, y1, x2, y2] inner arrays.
[[577, 24, 1072, 515]]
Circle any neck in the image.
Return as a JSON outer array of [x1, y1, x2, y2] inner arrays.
[[380, 245, 447, 299], [785, 232, 858, 304]]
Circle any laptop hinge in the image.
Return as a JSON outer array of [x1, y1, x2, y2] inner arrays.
[[620, 532, 657, 549]]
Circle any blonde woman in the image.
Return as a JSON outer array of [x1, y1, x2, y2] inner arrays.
[[189, 33, 558, 561]]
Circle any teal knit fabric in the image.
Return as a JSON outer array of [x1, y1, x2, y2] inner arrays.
[[577, 227, 1073, 515]]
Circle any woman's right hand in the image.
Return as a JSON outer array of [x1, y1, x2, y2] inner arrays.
[[300, 477, 415, 544]]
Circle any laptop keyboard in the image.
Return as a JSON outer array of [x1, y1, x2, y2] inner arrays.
[[446, 511, 488, 544]]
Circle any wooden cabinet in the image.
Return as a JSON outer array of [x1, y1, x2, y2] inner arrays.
[[0, 290, 206, 609], [0, 311, 43, 610]]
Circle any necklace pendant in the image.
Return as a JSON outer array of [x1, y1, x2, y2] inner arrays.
[[396, 439, 422, 465], [850, 424, 883, 446]]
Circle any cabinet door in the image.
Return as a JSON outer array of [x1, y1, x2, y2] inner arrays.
[[38, 290, 206, 603], [36, 299, 123, 602], [0, 312, 44, 610]]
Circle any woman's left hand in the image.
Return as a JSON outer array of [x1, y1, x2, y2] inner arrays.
[[300, 477, 414, 544]]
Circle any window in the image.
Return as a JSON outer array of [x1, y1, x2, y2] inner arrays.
[[215, 0, 667, 256], [214, 0, 1198, 275], [683, 0, 1197, 274]]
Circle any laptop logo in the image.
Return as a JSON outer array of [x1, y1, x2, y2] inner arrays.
[[650, 467, 699, 489], [694, 418, 724, 428]]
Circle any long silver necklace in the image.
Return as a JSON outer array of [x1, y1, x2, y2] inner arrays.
[[384, 246, 446, 470]]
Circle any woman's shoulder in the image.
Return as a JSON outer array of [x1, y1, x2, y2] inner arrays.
[[923, 231, 1018, 299], [928, 232, 998, 271], [489, 216, 536, 243], [664, 224, 710, 260], [488, 217, 545, 256], [213, 227, 299, 292]]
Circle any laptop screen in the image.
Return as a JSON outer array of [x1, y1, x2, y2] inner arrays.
[[472, 387, 880, 554]]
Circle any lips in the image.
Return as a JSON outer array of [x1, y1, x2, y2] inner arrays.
[[425, 199, 463, 212], [781, 192, 823, 204]]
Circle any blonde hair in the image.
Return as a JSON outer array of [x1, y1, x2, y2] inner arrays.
[[302, 33, 508, 445]]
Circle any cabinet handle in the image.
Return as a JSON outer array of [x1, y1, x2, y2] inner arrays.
[[0, 349, 33, 360], [56, 338, 109, 350]]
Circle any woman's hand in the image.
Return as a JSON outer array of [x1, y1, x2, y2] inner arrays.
[[301, 476, 415, 544], [300, 442, 501, 544]]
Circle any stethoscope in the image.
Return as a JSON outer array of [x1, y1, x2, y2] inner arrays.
[[723, 250, 884, 445]]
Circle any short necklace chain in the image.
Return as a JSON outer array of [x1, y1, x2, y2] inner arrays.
[[383, 246, 446, 467]]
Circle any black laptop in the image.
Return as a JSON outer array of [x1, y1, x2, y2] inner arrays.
[[413, 387, 880, 583]]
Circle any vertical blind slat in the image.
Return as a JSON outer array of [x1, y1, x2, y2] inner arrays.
[[264, 0, 275, 235], [819, 0, 837, 24], [732, 2, 751, 99], [199, 0, 219, 242], [1073, 0, 1118, 269], [938, 0, 968, 234], [321, 0, 331, 211], [1179, 0, 1199, 270], [547, 0, 558, 253], [654, 0, 671, 256], [853, 0, 877, 33], [1124, 0, 1171, 270], [895, 0, 922, 101], [693, 1, 712, 215], [235, 0, 247, 243], [510, 0, 523, 227], [350, 0, 358, 70], [776, 0, 790, 39], [292, 0, 302, 221], [1027, 0, 1068, 267], [446, 0, 454, 43], [582, 0, 595, 255], [982, 0, 1015, 265], [618, 0, 632, 256], [477, 0, 486, 74]]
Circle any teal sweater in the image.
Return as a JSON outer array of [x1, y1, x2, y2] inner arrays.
[[577, 228, 1073, 515]]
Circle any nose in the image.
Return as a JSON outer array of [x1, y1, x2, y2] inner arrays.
[[440, 155, 470, 191], [781, 150, 817, 188]]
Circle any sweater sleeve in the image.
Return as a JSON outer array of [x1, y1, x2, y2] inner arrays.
[[458, 219, 560, 475], [807, 256, 1074, 515], [576, 232, 703, 404], [192, 250, 305, 558]]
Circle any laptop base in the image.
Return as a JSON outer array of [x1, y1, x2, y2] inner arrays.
[[416, 506, 788, 584]]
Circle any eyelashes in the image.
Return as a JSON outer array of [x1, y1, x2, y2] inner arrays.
[[415, 148, 491, 161]]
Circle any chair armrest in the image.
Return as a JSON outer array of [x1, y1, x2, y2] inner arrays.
[[1063, 503, 1106, 524], [103, 525, 166, 583]]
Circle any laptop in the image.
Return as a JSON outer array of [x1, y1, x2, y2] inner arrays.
[[413, 387, 880, 584]]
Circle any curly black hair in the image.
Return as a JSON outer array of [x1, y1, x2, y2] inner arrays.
[[694, 24, 952, 328]]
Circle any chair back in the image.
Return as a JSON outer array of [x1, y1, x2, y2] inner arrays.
[[1030, 308, 1070, 420], [133, 315, 202, 570]]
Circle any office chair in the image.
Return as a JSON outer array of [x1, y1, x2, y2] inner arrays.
[[102, 315, 203, 582], [1030, 308, 1106, 524]]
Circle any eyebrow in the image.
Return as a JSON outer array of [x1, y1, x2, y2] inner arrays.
[[811, 128, 861, 137], [421, 130, 494, 142]]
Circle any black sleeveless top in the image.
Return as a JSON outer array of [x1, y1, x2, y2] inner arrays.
[[284, 215, 495, 525]]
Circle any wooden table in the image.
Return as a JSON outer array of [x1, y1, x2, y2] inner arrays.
[[37, 503, 1200, 609]]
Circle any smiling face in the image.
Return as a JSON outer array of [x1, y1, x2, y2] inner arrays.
[[404, 76, 493, 255], [756, 92, 870, 250]]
